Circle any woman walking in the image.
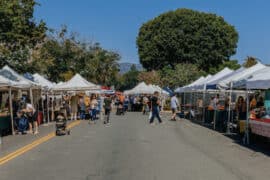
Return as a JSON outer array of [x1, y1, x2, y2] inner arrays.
[[90, 94, 98, 123], [70, 95, 79, 120], [79, 96, 86, 120]]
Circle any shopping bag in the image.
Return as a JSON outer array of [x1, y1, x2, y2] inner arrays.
[[148, 111, 152, 120]]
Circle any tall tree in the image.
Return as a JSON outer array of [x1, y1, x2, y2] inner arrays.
[[137, 70, 161, 85], [31, 27, 120, 84], [115, 65, 139, 91], [0, 0, 47, 72], [137, 8, 238, 72], [160, 64, 205, 88], [209, 60, 241, 74]]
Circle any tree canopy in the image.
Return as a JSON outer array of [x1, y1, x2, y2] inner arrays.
[[31, 27, 120, 84], [137, 8, 239, 72], [160, 64, 205, 88], [0, 0, 47, 72]]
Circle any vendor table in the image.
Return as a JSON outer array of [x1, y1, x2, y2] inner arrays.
[[250, 118, 270, 138]]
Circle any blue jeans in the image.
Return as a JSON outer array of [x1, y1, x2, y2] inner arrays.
[[80, 110, 85, 120], [91, 109, 97, 121], [150, 106, 162, 123]]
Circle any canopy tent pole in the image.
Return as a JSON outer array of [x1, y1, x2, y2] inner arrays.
[[47, 91, 50, 124], [244, 89, 250, 145], [226, 82, 233, 134], [42, 90, 45, 123], [202, 84, 206, 123], [9, 87, 15, 135], [189, 92, 192, 120], [183, 92, 186, 114], [29, 87, 34, 106]]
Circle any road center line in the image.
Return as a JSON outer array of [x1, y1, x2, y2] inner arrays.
[[0, 120, 81, 166]]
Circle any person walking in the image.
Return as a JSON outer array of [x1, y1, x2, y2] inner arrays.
[[90, 94, 98, 123], [149, 91, 163, 125], [170, 93, 179, 121], [142, 95, 149, 115], [70, 95, 79, 120], [99, 94, 105, 121], [79, 96, 86, 120], [103, 96, 112, 124]]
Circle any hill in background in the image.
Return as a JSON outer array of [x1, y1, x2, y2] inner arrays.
[[119, 63, 143, 74]]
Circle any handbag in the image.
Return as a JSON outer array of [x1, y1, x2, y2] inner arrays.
[[148, 111, 152, 120]]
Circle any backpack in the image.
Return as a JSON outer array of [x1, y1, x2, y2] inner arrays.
[[18, 116, 28, 132]]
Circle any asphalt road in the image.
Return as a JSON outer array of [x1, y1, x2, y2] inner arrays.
[[0, 112, 270, 180]]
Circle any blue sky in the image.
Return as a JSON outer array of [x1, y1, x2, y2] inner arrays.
[[34, 0, 270, 65]]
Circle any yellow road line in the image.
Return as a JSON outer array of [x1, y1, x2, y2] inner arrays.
[[0, 120, 81, 166]]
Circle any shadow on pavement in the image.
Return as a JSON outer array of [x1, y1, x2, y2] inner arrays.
[[188, 118, 270, 157]]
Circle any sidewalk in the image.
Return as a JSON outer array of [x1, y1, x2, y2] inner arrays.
[[0, 122, 57, 157]]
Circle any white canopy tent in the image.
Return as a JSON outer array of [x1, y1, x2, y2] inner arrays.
[[149, 84, 169, 95], [234, 67, 270, 90], [124, 82, 155, 95], [217, 63, 266, 89], [175, 76, 208, 93], [33, 73, 55, 89], [124, 82, 169, 95], [0, 65, 40, 89], [0, 75, 12, 87], [206, 67, 246, 89], [52, 74, 100, 92], [0, 70, 37, 135], [192, 67, 233, 91]]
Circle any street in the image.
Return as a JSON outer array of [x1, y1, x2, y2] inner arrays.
[[0, 112, 270, 180]]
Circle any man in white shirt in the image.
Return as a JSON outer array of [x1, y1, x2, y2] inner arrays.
[[170, 94, 179, 121], [25, 99, 38, 134]]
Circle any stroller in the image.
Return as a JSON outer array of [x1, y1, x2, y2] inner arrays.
[[116, 102, 125, 115], [55, 109, 70, 136]]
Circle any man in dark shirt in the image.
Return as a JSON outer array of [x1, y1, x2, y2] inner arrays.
[[149, 91, 162, 124], [103, 96, 112, 124]]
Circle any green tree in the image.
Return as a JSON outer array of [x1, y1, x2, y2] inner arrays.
[[0, 0, 47, 72], [137, 8, 238, 72], [137, 70, 161, 85], [243, 56, 258, 68], [116, 65, 139, 91], [209, 60, 241, 74], [31, 27, 120, 84], [81, 46, 120, 86], [160, 64, 205, 88]]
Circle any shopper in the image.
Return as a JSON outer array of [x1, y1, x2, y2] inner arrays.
[[25, 98, 38, 134], [170, 93, 179, 121], [235, 96, 247, 120], [103, 96, 112, 124], [90, 94, 98, 123], [70, 95, 79, 120], [99, 94, 105, 121], [149, 91, 163, 125], [142, 95, 149, 115], [79, 96, 86, 120]]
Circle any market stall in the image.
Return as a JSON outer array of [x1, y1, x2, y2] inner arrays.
[[0, 66, 42, 135], [238, 66, 270, 140]]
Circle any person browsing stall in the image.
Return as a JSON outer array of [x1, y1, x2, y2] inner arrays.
[[170, 93, 179, 121]]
